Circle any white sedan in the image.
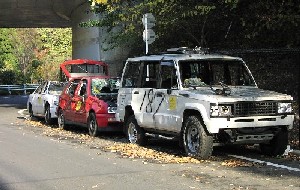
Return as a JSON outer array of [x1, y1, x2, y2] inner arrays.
[[27, 81, 65, 124]]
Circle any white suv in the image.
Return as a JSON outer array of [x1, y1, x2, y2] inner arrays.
[[116, 47, 294, 159]]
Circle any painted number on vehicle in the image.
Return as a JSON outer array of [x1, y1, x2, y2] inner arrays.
[[169, 96, 177, 110]]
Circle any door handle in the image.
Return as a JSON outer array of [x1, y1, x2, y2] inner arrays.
[[134, 91, 139, 94]]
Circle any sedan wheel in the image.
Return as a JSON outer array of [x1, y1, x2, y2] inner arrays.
[[58, 109, 67, 129], [44, 105, 53, 125], [88, 113, 99, 137]]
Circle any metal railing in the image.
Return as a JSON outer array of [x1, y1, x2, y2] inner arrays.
[[0, 84, 39, 95]]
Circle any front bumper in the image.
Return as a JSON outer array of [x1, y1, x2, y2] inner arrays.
[[206, 114, 294, 134], [95, 113, 123, 132]]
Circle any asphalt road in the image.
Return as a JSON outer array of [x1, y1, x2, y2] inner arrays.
[[1, 95, 300, 190]]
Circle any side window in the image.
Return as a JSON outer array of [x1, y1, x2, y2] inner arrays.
[[42, 82, 48, 93], [141, 61, 159, 88], [160, 62, 178, 89], [66, 79, 80, 96], [122, 61, 141, 87], [35, 84, 44, 94]]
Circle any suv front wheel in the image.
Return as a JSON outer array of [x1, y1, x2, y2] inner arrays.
[[183, 115, 213, 159]]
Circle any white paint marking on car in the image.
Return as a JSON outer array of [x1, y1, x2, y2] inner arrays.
[[229, 154, 300, 172]]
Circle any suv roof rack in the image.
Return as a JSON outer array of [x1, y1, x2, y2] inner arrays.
[[164, 47, 210, 55]]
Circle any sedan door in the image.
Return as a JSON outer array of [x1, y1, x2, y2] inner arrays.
[[31, 82, 46, 115], [72, 79, 88, 124], [62, 80, 80, 121]]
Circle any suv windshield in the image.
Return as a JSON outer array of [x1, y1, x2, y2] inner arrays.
[[91, 78, 120, 95], [179, 60, 255, 87]]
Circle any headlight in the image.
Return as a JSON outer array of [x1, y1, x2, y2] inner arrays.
[[210, 104, 232, 117], [278, 102, 292, 114]]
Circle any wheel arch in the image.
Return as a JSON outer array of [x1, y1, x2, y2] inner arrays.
[[44, 101, 50, 112], [87, 109, 96, 121], [124, 105, 134, 123], [182, 109, 210, 135]]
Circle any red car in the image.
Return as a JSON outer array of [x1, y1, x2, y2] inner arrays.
[[57, 76, 121, 136]]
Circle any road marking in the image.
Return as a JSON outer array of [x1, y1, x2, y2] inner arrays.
[[17, 109, 26, 116], [18, 109, 29, 119], [229, 154, 300, 172]]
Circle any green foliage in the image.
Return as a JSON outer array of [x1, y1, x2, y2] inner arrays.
[[85, 0, 300, 54], [0, 28, 72, 84], [0, 29, 18, 70], [36, 28, 72, 81], [0, 70, 22, 84]]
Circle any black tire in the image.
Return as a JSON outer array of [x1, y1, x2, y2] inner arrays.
[[44, 105, 54, 125], [58, 109, 67, 130], [183, 115, 213, 159], [28, 103, 34, 117], [259, 128, 288, 156], [88, 113, 99, 137], [125, 115, 147, 146], [28, 104, 38, 121]]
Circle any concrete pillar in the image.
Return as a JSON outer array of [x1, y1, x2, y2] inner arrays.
[[71, 2, 129, 76]]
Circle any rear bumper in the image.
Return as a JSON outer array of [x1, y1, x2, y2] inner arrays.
[[50, 106, 58, 118], [96, 113, 123, 132]]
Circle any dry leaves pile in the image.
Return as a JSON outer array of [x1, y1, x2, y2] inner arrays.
[[24, 120, 204, 164], [105, 143, 205, 164], [221, 159, 264, 168]]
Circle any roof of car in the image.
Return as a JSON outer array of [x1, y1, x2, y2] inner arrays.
[[126, 48, 243, 62]]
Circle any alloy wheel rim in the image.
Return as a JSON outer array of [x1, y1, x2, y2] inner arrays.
[[45, 109, 50, 122], [187, 126, 200, 153], [128, 122, 138, 143], [58, 112, 64, 128], [89, 119, 96, 134]]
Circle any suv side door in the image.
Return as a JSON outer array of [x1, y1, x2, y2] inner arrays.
[[118, 61, 142, 122], [151, 61, 180, 132], [138, 61, 160, 128]]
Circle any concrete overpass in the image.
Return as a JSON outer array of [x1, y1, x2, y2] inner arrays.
[[0, 0, 128, 76]]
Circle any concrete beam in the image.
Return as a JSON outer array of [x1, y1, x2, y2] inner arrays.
[[0, 0, 86, 28]]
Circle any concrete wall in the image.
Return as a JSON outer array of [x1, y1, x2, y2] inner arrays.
[[71, 2, 129, 76]]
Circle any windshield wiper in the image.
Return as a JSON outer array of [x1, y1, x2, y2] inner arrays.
[[210, 81, 231, 95]]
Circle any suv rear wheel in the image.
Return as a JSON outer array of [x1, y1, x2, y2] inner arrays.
[[183, 115, 213, 159], [125, 115, 147, 146]]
